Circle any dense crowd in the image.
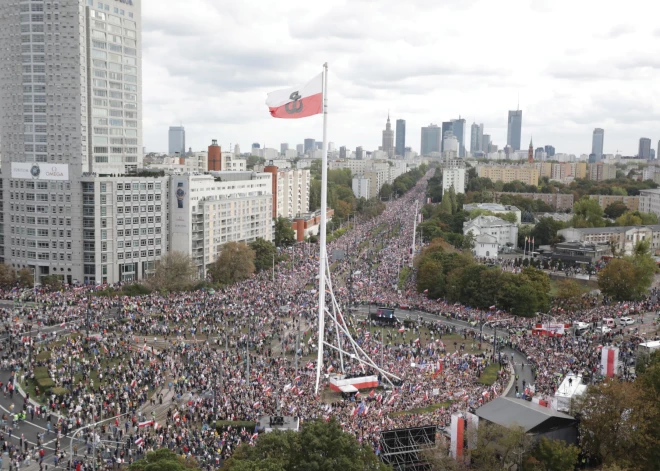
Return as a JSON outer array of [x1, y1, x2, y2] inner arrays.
[[0, 168, 658, 470]]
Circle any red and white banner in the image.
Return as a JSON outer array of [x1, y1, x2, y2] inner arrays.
[[266, 73, 323, 119], [450, 413, 465, 460], [138, 420, 154, 428], [601, 346, 619, 377]]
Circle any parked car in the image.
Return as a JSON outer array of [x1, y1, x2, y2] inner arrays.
[[619, 317, 635, 326], [600, 326, 612, 334]]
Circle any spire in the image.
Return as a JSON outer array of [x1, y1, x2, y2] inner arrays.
[[529, 136, 533, 148]]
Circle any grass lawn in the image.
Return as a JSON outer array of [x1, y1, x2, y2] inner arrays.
[[478, 363, 501, 386], [549, 278, 598, 297], [390, 401, 452, 416]]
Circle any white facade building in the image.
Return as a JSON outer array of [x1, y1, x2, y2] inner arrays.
[[473, 234, 499, 258], [170, 172, 273, 278], [0, 0, 146, 284], [264, 167, 310, 219], [463, 215, 518, 251], [352, 177, 370, 200], [442, 168, 466, 194]]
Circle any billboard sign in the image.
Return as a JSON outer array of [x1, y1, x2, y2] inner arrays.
[[11, 163, 69, 181]]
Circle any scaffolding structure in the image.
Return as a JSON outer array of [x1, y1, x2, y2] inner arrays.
[[379, 425, 438, 471]]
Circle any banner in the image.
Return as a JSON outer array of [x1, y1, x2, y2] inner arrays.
[[601, 346, 619, 377], [11, 162, 69, 181]]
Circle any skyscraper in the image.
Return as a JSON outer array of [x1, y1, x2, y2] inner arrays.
[[451, 118, 466, 158], [296, 144, 304, 155], [356, 146, 364, 160], [639, 138, 652, 159], [395, 119, 406, 157], [482, 135, 491, 154], [470, 123, 484, 154], [382, 114, 394, 158], [544, 145, 556, 157], [169, 127, 186, 156], [280, 143, 289, 154], [339, 146, 347, 159], [421, 124, 442, 155], [507, 110, 523, 151], [592, 128, 604, 160], [0, 0, 171, 284], [441, 121, 453, 152], [304, 139, 316, 154]]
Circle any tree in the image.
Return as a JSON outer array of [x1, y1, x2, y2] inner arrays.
[[17, 268, 34, 287], [531, 218, 565, 246], [553, 279, 584, 311], [147, 252, 196, 292], [528, 437, 580, 471], [223, 419, 390, 471], [0, 263, 16, 287], [130, 448, 199, 471], [439, 191, 452, 215], [574, 379, 659, 469], [469, 423, 535, 471], [274, 217, 296, 247], [615, 211, 642, 226], [604, 202, 629, 219], [416, 259, 445, 299], [249, 238, 277, 272], [598, 241, 656, 300], [379, 183, 393, 200], [462, 230, 476, 251], [571, 198, 605, 228], [208, 242, 255, 285]]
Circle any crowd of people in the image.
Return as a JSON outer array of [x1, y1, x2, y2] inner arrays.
[[0, 168, 658, 470]]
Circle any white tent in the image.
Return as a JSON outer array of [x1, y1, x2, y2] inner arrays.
[[554, 373, 587, 413]]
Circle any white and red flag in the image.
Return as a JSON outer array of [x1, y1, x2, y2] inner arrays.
[[138, 420, 153, 428], [265, 73, 323, 119]]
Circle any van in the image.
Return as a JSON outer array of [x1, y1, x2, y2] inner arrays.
[[603, 318, 616, 328], [575, 322, 590, 331]]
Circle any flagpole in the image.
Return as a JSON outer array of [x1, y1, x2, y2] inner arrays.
[[315, 62, 329, 395]]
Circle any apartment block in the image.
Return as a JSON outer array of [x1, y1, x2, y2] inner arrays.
[[589, 195, 640, 212], [477, 166, 539, 186], [587, 162, 617, 181], [263, 166, 311, 219], [494, 192, 574, 211]]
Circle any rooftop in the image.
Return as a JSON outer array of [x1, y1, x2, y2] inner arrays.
[[476, 397, 576, 433], [465, 215, 516, 228], [464, 203, 520, 212], [562, 224, 660, 235]]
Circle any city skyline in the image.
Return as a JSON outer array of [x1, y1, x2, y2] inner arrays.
[[141, 0, 660, 156]]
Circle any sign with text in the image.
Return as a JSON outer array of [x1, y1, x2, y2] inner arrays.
[[11, 163, 69, 181]]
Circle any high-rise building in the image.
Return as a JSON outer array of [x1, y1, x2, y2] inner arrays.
[[296, 144, 303, 155], [168, 126, 186, 156], [544, 145, 556, 157], [535, 147, 545, 161], [263, 166, 311, 219], [451, 118, 466, 158], [478, 166, 539, 185], [588, 162, 617, 181], [639, 137, 652, 159], [592, 129, 604, 160], [0, 0, 151, 284], [382, 114, 394, 158], [280, 143, 289, 154], [470, 123, 484, 154], [339, 146, 347, 159], [395, 119, 406, 157], [441, 122, 453, 152], [442, 168, 466, 195], [421, 124, 441, 155], [507, 110, 523, 151], [657, 141, 660, 160], [304, 139, 316, 154], [482, 135, 491, 153], [356, 146, 364, 160]]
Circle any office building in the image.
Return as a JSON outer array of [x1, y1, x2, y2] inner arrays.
[[443, 134, 459, 158], [280, 143, 289, 154], [421, 124, 441, 155], [544, 145, 556, 157], [251, 143, 261, 156], [442, 168, 466, 195], [477, 166, 539, 185], [170, 172, 273, 279], [535, 148, 545, 161], [0, 0, 150, 284], [395, 119, 406, 157], [451, 118, 466, 158], [470, 123, 484, 154], [304, 139, 316, 154], [382, 114, 394, 158], [168, 126, 186, 157], [296, 144, 304, 155], [482, 135, 491, 153], [639, 138, 652, 159], [263, 165, 310, 219], [441, 122, 453, 152], [356, 146, 364, 160], [658, 141, 660, 160], [352, 177, 370, 200], [507, 110, 523, 151], [592, 129, 604, 160], [339, 146, 347, 159]]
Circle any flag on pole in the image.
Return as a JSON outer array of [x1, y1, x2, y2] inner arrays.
[[265, 73, 323, 119]]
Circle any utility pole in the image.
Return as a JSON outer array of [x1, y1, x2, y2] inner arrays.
[[410, 200, 418, 267]]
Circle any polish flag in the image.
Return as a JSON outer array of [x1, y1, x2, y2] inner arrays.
[[251, 433, 258, 440], [130, 379, 137, 388], [60, 321, 66, 328], [369, 389, 375, 398], [398, 327, 405, 333], [173, 411, 179, 419], [327, 365, 334, 373], [138, 420, 153, 428], [135, 437, 144, 446], [265, 73, 323, 119]]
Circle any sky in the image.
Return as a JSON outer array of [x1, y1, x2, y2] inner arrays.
[[141, 0, 660, 157]]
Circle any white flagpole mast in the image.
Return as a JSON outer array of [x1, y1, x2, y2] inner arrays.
[[315, 63, 329, 395]]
